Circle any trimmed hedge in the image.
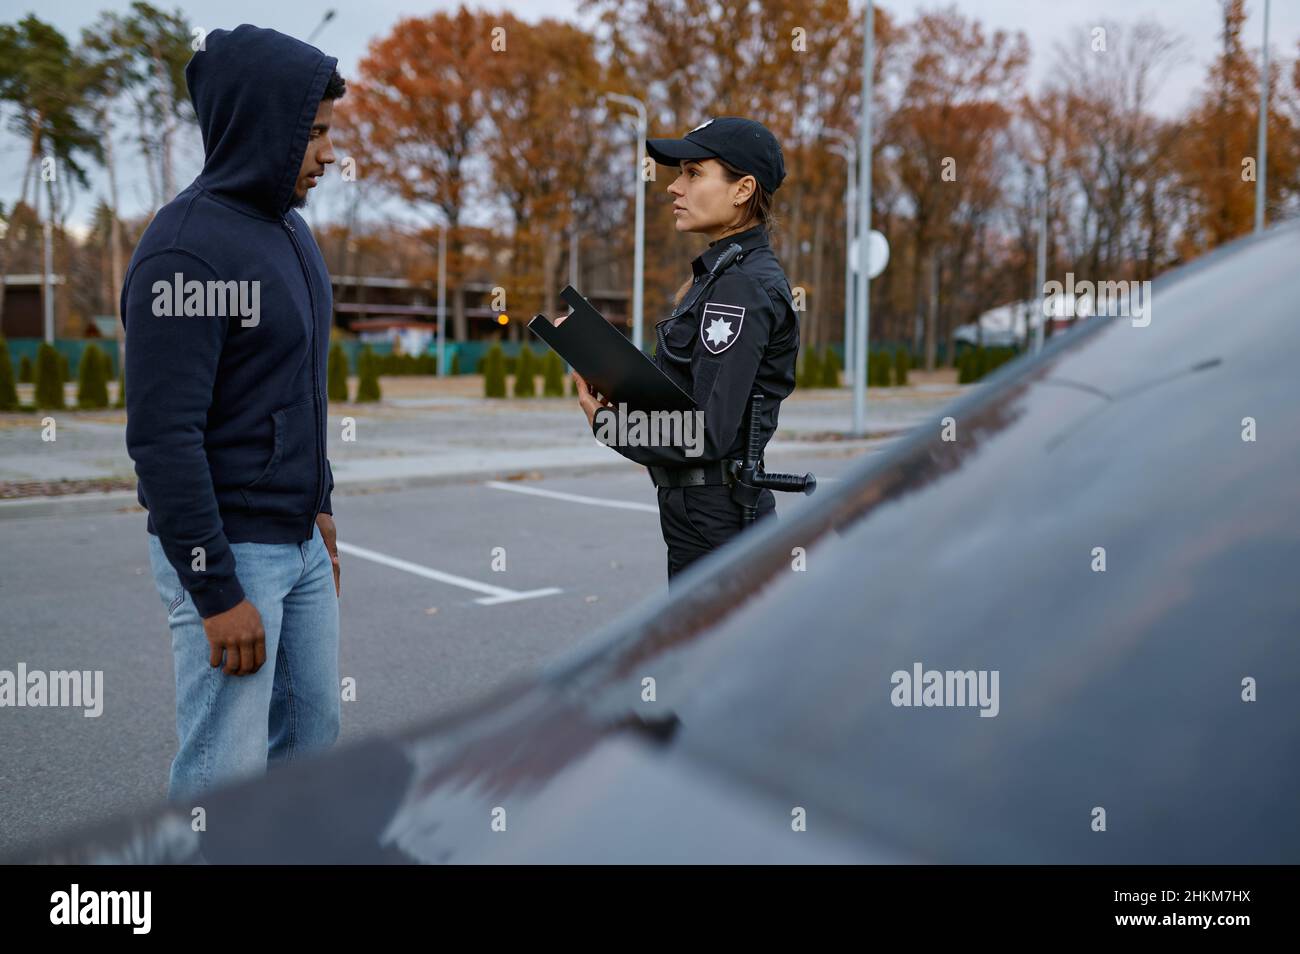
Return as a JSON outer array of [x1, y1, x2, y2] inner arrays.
[[513, 345, 537, 398], [327, 342, 349, 402], [77, 343, 110, 409], [34, 342, 64, 409], [356, 345, 381, 402], [819, 345, 840, 388], [483, 344, 507, 397], [868, 350, 892, 387], [958, 346, 1018, 384], [797, 346, 821, 388], [541, 349, 564, 397], [0, 337, 18, 410], [894, 348, 910, 386]]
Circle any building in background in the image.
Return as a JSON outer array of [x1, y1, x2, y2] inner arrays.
[[330, 275, 630, 346], [0, 275, 66, 339]]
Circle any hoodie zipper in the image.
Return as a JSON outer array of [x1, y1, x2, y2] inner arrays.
[[281, 215, 326, 534]]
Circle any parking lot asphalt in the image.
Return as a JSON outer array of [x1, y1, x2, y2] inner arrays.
[[0, 444, 875, 857]]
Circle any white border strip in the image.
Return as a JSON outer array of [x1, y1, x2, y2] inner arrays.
[[337, 541, 560, 605], [485, 480, 658, 513]]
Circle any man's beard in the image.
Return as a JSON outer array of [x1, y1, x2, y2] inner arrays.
[[289, 189, 309, 209]]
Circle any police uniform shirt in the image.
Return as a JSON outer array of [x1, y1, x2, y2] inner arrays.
[[593, 224, 799, 467]]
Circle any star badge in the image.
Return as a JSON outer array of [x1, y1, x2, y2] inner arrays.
[[701, 302, 746, 354]]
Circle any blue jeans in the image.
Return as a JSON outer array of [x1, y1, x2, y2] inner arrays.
[[147, 523, 340, 806]]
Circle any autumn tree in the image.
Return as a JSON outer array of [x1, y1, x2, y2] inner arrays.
[[1177, 0, 1298, 255], [0, 15, 99, 331], [886, 7, 1028, 368], [342, 8, 497, 341], [480, 14, 608, 331]]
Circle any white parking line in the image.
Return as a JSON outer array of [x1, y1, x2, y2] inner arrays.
[[336, 541, 561, 605], [485, 480, 659, 513]]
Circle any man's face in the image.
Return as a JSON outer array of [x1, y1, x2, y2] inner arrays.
[[291, 99, 336, 209]]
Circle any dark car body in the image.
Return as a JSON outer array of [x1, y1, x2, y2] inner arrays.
[[16, 222, 1300, 864]]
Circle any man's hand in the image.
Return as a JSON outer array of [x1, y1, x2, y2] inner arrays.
[[201, 599, 267, 676], [572, 370, 613, 427], [316, 512, 340, 597]]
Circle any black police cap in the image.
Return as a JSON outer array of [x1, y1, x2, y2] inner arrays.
[[646, 117, 787, 194]]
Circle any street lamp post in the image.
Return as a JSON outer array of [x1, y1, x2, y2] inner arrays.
[[853, 0, 875, 436], [603, 93, 647, 351], [437, 223, 447, 376], [825, 128, 857, 387], [307, 10, 335, 43], [1033, 171, 1048, 354], [41, 167, 54, 344], [1255, 0, 1271, 234]]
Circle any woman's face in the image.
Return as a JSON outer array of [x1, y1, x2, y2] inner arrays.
[[666, 158, 754, 237]]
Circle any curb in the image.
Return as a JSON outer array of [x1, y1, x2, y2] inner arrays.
[[0, 490, 142, 520], [0, 438, 892, 521]]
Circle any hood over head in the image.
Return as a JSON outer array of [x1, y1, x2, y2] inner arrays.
[[186, 24, 337, 218]]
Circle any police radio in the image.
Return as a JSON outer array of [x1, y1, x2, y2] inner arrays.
[[656, 242, 745, 366]]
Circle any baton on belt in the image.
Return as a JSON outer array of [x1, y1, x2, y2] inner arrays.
[[730, 391, 816, 524]]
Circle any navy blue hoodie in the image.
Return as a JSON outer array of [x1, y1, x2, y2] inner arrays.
[[122, 25, 337, 619]]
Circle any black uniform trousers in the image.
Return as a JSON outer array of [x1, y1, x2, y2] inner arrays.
[[657, 484, 776, 582]]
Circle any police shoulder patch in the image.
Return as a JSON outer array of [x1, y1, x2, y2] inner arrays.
[[701, 301, 746, 354]]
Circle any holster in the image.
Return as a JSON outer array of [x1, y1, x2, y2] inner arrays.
[[728, 459, 766, 512]]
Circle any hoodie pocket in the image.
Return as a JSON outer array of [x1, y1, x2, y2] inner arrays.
[[240, 398, 317, 516]]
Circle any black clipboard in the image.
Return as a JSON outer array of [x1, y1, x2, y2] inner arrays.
[[529, 285, 696, 412]]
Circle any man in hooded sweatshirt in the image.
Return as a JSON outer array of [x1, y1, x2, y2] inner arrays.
[[122, 25, 345, 805]]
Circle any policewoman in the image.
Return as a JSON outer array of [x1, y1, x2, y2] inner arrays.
[[572, 116, 800, 581]]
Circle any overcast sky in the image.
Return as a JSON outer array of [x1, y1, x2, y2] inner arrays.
[[2, 0, 1296, 231]]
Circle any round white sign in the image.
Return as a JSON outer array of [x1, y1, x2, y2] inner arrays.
[[849, 230, 890, 279]]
